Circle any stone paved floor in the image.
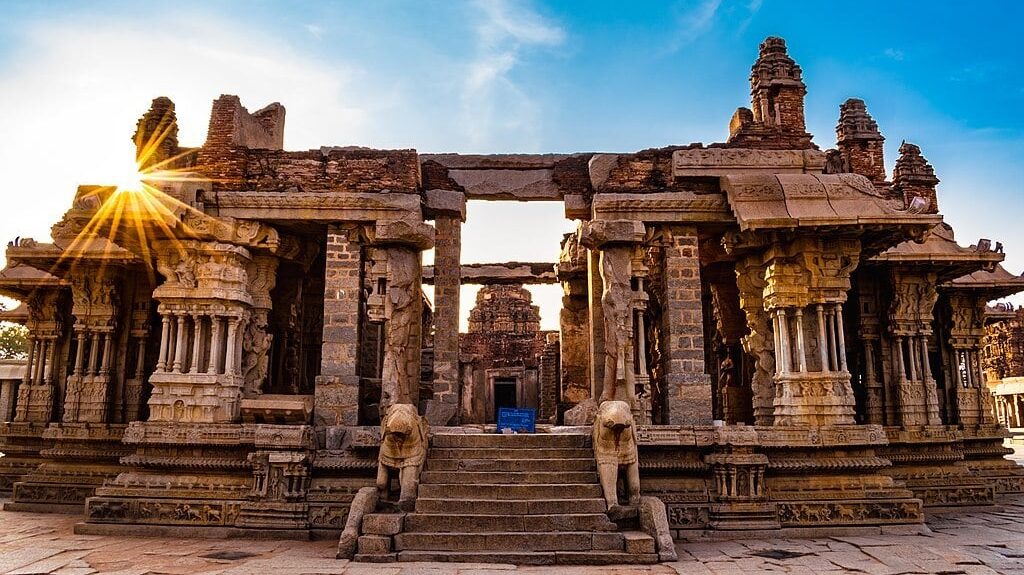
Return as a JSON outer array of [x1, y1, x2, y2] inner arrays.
[[1, 498, 1023, 574], [0, 448, 1022, 575]]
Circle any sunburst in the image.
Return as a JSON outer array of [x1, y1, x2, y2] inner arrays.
[[53, 107, 227, 285]]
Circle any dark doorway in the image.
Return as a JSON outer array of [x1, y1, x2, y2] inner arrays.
[[494, 378, 518, 415]]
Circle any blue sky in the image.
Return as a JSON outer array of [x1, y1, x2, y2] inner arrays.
[[0, 0, 1022, 327]]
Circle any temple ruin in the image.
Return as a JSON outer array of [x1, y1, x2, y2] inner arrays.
[[0, 36, 1022, 564]]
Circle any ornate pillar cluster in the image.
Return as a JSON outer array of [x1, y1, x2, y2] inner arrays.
[[945, 293, 995, 426], [13, 290, 69, 424], [63, 273, 120, 423], [886, 271, 942, 427], [737, 237, 860, 426], [147, 241, 254, 424]]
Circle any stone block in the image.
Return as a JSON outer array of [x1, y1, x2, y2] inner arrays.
[[424, 189, 466, 220], [361, 513, 405, 536], [357, 535, 392, 555], [622, 531, 656, 554]]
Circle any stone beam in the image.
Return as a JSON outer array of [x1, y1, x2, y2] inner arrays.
[[210, 192, 423, 222], [421, 154, 580, 201], [421, 262, 557, 285]]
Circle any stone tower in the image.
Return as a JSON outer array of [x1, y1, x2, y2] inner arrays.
[[728, 37, 814, 149], [133, 97, 178, 170], [836, 98, 886, 186], [892, 141, 940, 213]]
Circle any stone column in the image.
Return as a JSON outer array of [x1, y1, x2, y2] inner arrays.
[[74, 329, 86, 375], [190, 315, 203, 373], [317, 224, 366, 426], [587, 247, 606, 400], [209, 316, 223, 374], [225, 318, 239, 376], [661, 225, 712, 424], [425, 190, 465, 425], [172, 315, 186, 374], [156, 315, 170, 372], [378, 228, 431, 410], [816, 304, 828, 371], [794, 308, 807, 373], [557, 234, 591, 406]]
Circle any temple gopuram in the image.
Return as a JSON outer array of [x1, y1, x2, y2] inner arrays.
[[0, 37, 1022, 565]]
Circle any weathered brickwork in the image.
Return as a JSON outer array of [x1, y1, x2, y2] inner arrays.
[[317, 225, 363, 426]]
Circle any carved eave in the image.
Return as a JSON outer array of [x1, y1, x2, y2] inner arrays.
[[985, 304, 1017, 325], [7, 236, 140, 277], [942, 264, 1024, 301], [0, 261, 68, 300], [719, 172, 942, 257], [869, 223, 1003, 283], [0, 302, 28, 324], [590, 192, 734, 224]]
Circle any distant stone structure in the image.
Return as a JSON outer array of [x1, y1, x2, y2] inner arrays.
[[0, 36, 1022, 564]]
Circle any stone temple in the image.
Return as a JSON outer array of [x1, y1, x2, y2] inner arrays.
[[0, 36, 1022, 565]]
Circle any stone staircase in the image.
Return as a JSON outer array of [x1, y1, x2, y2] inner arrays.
[[357, 431, 658, 565]]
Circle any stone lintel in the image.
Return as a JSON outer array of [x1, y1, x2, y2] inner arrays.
[[448, 168, 562, 201], [210, 192, 423, 222], [421, 262, 557, 285], [579, 220, 645, 248], [371, 220, 435, 251], [592, 193, 733, 223], [672, 148, 826, 177], [423, 189, 467, 221]]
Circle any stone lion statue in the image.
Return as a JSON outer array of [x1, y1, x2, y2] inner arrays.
[[593, 400, 640, 510], [376, 403, 428, 511]]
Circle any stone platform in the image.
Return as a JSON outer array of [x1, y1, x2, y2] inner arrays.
[[2, 493, 1024, 574]]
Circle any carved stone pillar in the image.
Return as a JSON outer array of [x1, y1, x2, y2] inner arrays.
[[375, 220, 433, 413], [242, 254, 278, 397], [735, 255, 775, 425]]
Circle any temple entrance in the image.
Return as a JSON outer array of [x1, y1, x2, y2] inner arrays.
[[493, 377, 517, 412]]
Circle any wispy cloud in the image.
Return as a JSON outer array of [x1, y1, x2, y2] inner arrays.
[[459, 0, 565, 151], [883, 48, 905, 61], [305, 24, 324, 39], [668, 0, 763, 51]]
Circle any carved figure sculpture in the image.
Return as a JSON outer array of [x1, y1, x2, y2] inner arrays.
[[600, 248, 636, 404], [593, 400, 640, 510], [381, 249, 417, 409], [376, 403, 428, 511]]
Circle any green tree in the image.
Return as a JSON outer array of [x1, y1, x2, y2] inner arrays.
[[0, 322, 27, 360]]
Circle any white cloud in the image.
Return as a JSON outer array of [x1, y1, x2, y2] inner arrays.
[[669, 0, 722, 49], [884, 48, 905, 61], [460, 0, 566, 151], [0, 13, 369, 249], [305, 23, 324, 39]]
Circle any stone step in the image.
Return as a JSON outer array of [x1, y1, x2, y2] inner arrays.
[[415, 497, 608, 515], [430, 434, 590, 449], [425, 457, 596, 472], [418, 483, 603, 500], [403, 513, 618, 533], [393, 531, 625, 552], [396, 551, 659, 565], [419, 470, 599, 485], [428, 447, 593, 460]]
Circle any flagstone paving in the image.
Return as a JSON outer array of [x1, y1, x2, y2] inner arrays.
[[1, 448, 1022, 575], [1, 496, 1022, 575]]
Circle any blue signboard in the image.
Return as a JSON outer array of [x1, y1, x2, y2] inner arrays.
[[496, 407, 536, 433]]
